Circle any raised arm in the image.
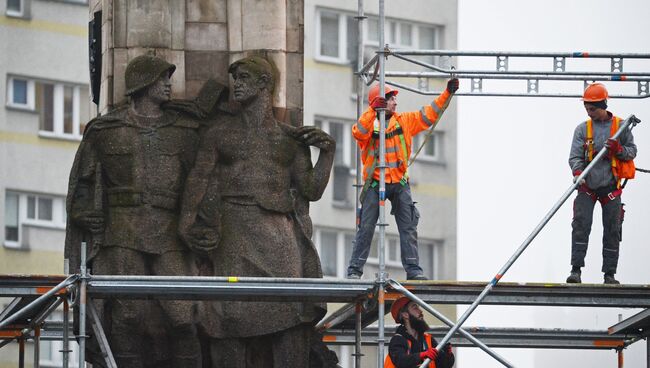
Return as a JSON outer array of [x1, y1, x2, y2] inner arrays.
[[291, 126, 336, 201]]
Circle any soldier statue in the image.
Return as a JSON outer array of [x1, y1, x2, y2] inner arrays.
[[179, 56, 336, 367], [65, 54, 209, 368]]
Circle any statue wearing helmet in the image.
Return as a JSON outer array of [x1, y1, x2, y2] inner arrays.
[[65, 54, 222, 367], [566, 83, 637, 285]]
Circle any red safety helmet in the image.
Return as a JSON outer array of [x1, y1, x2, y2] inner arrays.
[[390, 296, 411, 323], [368, 83, 399, 105], [582, 83, 608, 102]]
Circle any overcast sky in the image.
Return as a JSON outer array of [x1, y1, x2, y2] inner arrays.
[[456, 0, 650, 366]]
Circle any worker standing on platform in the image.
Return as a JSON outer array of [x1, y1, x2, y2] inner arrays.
[[567, 83, 637, 285], [346, 79, 458, 280], [385, 296, 455, 368]]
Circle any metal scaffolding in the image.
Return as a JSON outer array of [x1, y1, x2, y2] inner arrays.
[[1, 274, 650, 367], [3, 2, 650, 368]]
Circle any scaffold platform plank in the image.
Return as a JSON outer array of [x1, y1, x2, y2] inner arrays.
[[2, 276, 650, 308], [386, 281, 650, 308]]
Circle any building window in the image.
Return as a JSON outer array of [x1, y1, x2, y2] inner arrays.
[[3, 191, 66, 248], [313, 228, 356, 278], [6, 77, 34, 109], [4, 192, 19, 246], [7, 76, 90, 139], [6, 0, 23, 17], [412, 132, 442, 163], [314, 117, 356, 206], [365, 16, 439, 49], [316, 9, 358, 64]]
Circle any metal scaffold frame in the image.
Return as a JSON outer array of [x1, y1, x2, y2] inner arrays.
[[2, 1, 650, 368]]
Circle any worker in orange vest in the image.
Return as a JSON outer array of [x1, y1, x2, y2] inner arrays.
[[385, 296, 455, 368], [346, 79, 458, 280], [567, 83, 637, 285]]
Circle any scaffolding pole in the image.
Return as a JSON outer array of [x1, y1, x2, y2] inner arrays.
[[420, 115, 641, 368], [376, 1, 388, 366], [354, 0, 365, 234]]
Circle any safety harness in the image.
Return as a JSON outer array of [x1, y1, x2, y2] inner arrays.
[[583, 116, 635, 204], [360, 121, 409, 202]]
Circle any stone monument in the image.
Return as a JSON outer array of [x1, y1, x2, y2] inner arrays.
[[65, 54, 218, 367], [178, 56, 335, 367]]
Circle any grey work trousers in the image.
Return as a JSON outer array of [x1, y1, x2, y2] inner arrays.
[[571, 189, 622, 274], [347, 183, 424, 278]]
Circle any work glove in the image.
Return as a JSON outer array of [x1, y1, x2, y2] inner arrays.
[[444, 343, 453, 355], [370, 96, 387, 110], [446, 78, 459, 94], [605, 138, 623, 158], [419, 347, 439, 361], [572, 170, 585, 185]]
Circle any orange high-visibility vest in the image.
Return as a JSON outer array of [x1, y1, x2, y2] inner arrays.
[[384, 333, 436, 368], [586, 116, 635, 188], [353, 90, 452, 186]]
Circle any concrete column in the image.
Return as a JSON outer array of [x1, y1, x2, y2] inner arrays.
[[90, 0, 304, 124]]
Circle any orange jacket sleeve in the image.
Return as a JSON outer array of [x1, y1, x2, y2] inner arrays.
[[352, 107, 377, 145], [400, 89, 452, 137]]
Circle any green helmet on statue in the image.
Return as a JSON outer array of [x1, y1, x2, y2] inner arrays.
[[124, 54, 176, 96]]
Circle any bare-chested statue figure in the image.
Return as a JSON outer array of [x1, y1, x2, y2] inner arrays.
[[65, 54, 212, 368], [179, 56, 336, 367]]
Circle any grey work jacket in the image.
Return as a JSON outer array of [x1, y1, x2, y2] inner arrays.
[[568, 113, 637, 190]]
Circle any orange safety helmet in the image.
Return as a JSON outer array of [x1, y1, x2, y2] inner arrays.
[[390, 296, 412, 323], [368, 83, 399, 104], [582, 83, 609, 102]]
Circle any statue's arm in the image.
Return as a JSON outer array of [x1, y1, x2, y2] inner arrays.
[[68, 135, 104, 235], [291, 126, 336, 201], [178, 129, 221, 251]]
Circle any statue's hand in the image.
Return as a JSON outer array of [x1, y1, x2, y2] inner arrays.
[[180, 223, 220, 255], [72, 211, 104, 235], [292, 126, 336, 152]]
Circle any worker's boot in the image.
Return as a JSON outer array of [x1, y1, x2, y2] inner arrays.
[[566, 269, 581, 284], [604, 273, 620, 285]]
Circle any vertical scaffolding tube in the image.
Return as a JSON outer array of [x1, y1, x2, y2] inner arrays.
[[33, 327, 41, 368], [63, 298, 70, 368], [376, 0, 387, 367], [646, 338, 649, 368], [79, 242, 87, 368], [355, 303, 363, 368], [18, 336, 25, 368], [355, 0, 365, 231]]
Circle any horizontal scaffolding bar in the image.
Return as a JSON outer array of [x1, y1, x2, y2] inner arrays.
[[383, 71, 650, 82], [325, 326, 632, 350], [391, 49, 650, 59], [87, 276, 375, 302], [2, 276, 649, 308], [385, 281, 650, 308], [384, 80, 650, 99], [6, 321, 635, 351]]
